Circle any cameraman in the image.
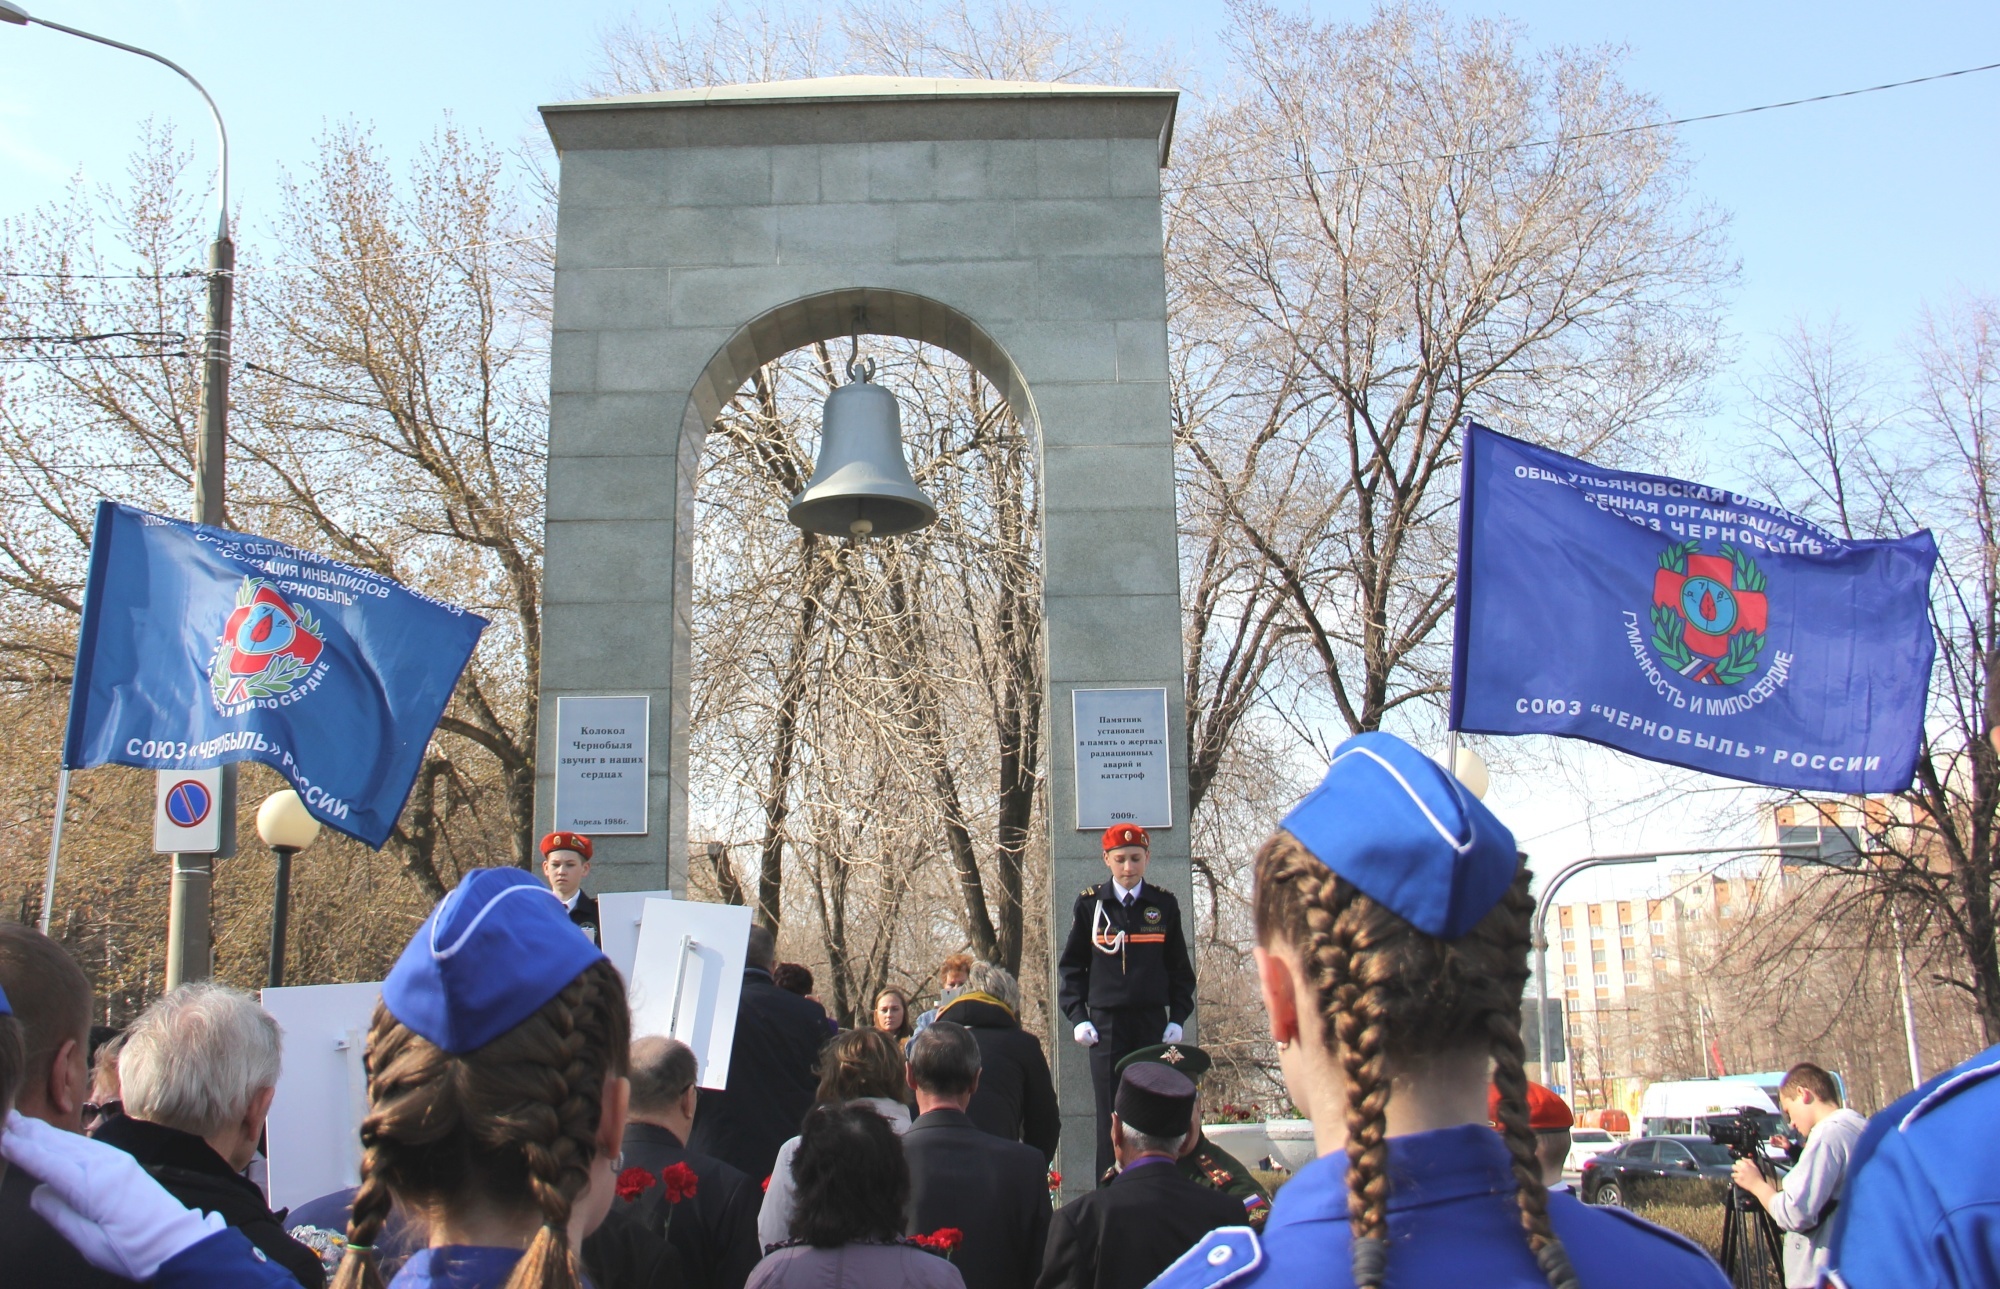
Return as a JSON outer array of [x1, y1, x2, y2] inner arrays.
[[1729, 1063, 1866, 1288]]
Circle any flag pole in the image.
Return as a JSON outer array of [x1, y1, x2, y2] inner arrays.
[[37, 767, 71, 934]]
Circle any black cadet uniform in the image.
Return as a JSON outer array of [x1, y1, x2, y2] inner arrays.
[[567, 890, 601, 945], [1058, 878, 1196, 1176]]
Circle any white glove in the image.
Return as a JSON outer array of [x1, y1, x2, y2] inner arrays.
[[1162, 1023, 1184, 1043], [1074, 1021, 1100, 1046], [2, 1110, 225, 1280]]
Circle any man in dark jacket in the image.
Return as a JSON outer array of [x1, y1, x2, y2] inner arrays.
[[686, 924, 829, 1183], [0, 923, 132, 1289], [100, 983, 323, 1287], [935, 962, 1061, 1164], [618, 1035, 761, 1289], [905, 1023, 1052, 1289], [1036, 1065, 1239, 1289]]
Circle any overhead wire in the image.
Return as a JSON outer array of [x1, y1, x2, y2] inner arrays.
[[1167, 57, 2000, 192]]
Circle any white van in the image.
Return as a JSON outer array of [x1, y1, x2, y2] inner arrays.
[[1638, 1079, 1778, 1137]]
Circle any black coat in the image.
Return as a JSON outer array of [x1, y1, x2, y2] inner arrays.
[[904, 1107, 1052, 1289], [616, 1121, 762, 1289], [94, 1115, 325, 1288], [569, 890, 601, 944], [1034, 1158, 1241, 1289], [1, 1159, 138, 1288], [1057, 883, 1195, 1023], [933, 995, 1062, 1164], [684, 968, 828, 1183]]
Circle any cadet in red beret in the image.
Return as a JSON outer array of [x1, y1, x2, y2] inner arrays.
[[1488, 1079, 1577, 1188], [1059, 824, 1197, 1178], [539, 831, 600, 945]]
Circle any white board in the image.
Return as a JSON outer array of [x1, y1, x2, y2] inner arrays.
[[597, 888, 677, 981], [554, 695, 649, 834], [1072, 687, 1172, 829], [628, 898, 751, 1091], [260, 981, 381, 1213], [154, 767, 224, 853]]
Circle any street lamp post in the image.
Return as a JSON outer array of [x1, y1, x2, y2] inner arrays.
[[1531, 845, 1797, 1091], [255, 790, 320, 989], [3, 3, 236, 988]]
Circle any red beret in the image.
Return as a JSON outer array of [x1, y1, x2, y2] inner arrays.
[[1102, 824, 1151, 852], [1487, 1080, 1574, 1132], [540, 831, 593, 861]]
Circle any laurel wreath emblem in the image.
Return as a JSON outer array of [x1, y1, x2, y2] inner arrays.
[[1651, 540, 1768, 687], [209, 580, 325, 705]]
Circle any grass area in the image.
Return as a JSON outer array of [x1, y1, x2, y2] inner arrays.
[[1628, 1201, 1726, 1259]]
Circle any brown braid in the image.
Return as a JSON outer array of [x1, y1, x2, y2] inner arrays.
[[329, 959, 631, 1289], [1253, 833, 1577, 1289]]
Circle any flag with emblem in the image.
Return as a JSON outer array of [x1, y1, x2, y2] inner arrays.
[[1449, 424, 1937, 792], [63, 501, 488, 846]]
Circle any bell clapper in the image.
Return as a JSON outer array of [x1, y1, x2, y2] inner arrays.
[[849, 518, 874, 537]]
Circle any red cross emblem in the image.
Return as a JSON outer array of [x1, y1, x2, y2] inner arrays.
[[1650, 542, 1770, 686]]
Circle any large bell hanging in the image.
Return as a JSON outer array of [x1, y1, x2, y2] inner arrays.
[[787, 359, 938, 538]]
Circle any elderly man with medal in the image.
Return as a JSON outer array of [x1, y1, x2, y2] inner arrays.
[[1059, 824, 1198, 1178]]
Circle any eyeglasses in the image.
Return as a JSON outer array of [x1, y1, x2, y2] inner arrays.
[[83, 1098, 122, 1127]]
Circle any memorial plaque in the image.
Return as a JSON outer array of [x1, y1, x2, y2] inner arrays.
[[1072, 687, 1171, 830], [554, 695, 648, 834]]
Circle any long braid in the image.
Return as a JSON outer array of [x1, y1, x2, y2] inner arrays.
[[502, 967, 620, 1289], [1487, 874, 1580, 1289], [1334, 911, 1393, 1287], [333, 1004, 451, 1289]]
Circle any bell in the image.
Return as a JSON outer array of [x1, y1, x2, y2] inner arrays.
[[788, 360, 938, 538]]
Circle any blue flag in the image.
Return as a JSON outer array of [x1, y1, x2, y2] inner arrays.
[[1449, 424, 1937, 792], [63, 502, 489, 846]]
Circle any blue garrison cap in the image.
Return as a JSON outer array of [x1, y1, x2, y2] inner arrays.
[[1278, 732, 1518, 939], [382, 867, 606, 1053]]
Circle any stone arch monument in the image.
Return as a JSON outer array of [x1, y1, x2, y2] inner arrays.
[[538, 76, 1187, 1188]]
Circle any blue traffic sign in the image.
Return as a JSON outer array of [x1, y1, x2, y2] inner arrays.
[[164, 778, 213, 828]]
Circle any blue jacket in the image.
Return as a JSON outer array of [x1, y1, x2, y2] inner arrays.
[[152, 1227, 303, 1289], [1148, 1124, 1728, 1289], [1825, 1042, 2000, 1289]]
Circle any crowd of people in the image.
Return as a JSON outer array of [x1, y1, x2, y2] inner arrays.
[[2, 730, 1997, 1288]]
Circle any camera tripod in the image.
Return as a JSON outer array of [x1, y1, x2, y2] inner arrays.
[[1719, 1154, 1788, 1289]]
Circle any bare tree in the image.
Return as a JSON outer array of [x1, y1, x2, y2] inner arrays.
[[1169, 1, 1729, 754], [0, 123, 548, 986], [1731, 303, 2000, 1044]]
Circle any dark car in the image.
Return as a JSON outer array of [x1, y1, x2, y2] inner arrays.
[[1579, 1135, 1735, 1207]]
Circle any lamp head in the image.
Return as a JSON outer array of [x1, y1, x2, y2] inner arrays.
[[0, 4, 31, 26], [257, 789, 321, 852]]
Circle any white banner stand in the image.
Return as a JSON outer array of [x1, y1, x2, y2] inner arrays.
[[628, 898, 751, 1090], [260, 981, 382, 1213], [597, 889, 676, 981]]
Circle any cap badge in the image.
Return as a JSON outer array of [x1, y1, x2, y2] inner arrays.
[[1161, 1046, 1184, 1064]]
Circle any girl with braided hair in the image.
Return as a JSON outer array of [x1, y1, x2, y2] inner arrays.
[[330, 867, 637, 1289], [1154, 734, 1728, 1289]]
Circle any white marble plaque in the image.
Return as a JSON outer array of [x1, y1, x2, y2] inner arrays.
[[1072, 687, 1172, 830], [554, 695, 648, 834]]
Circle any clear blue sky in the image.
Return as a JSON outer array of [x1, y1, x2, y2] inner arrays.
[[4, 0, 1997, 896]]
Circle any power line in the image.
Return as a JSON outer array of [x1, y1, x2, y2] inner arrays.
[[0, 269, 201, 280], [1168, 57, 2000, 193]]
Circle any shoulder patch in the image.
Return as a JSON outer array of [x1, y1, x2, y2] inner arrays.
[[1081, 885, 1098, 898], [1149, 1226, 1261, 1289]]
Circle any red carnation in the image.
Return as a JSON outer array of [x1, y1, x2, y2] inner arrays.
[[761, 1174, 771, 1193], [916, 1227, 963, 1260], [616, 1167, 657, 1203], [662, 1161, 700, 1205]]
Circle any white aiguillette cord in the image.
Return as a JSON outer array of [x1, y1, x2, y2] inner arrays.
[[1092, 899, 1128, 972]]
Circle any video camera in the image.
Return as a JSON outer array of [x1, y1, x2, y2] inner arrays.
[[1704, 1108, 1774, 1161]]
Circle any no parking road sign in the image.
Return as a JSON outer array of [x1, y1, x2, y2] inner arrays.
[[155, 767, 225, 854]]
